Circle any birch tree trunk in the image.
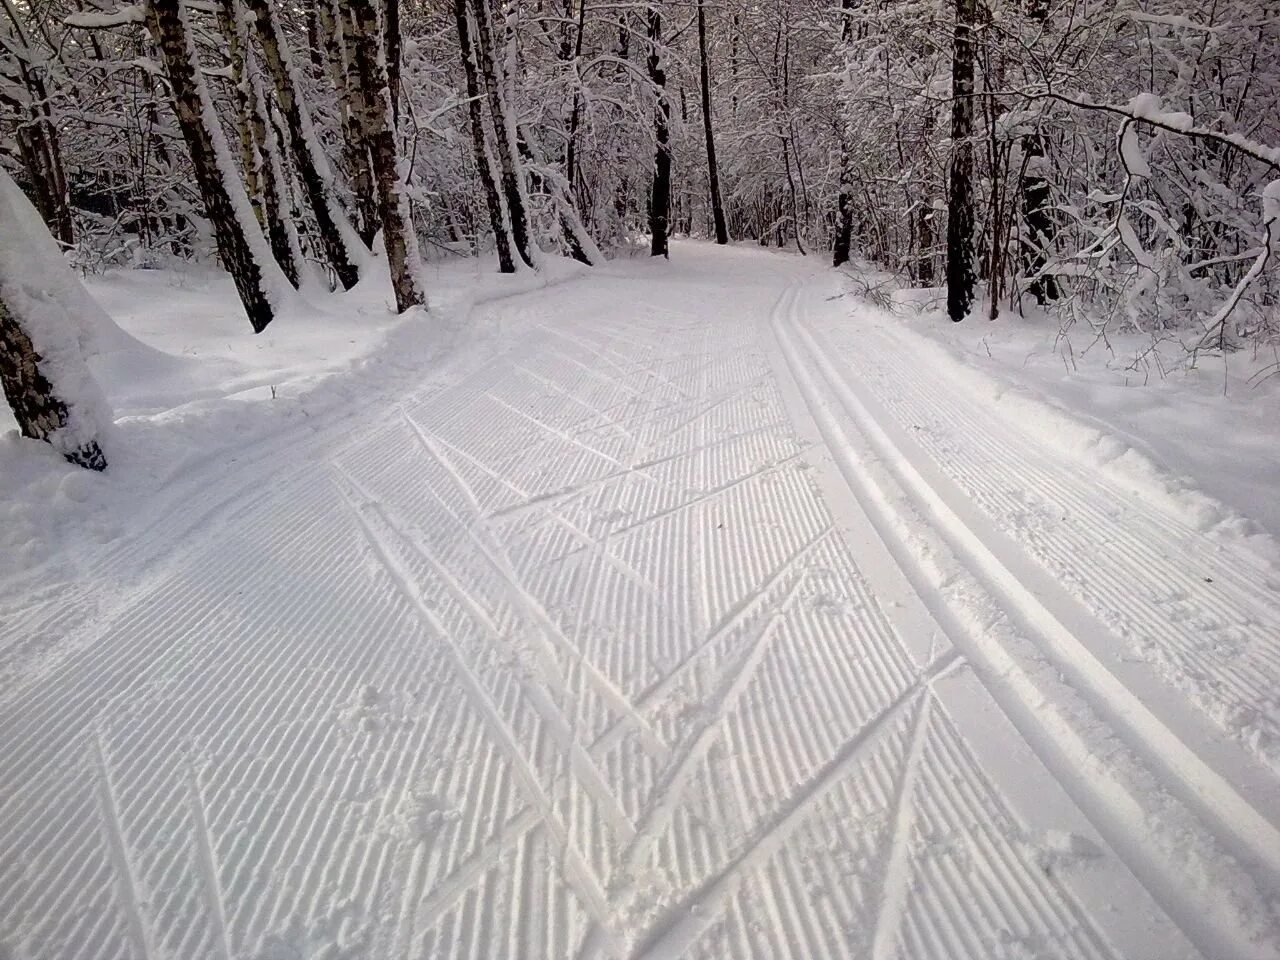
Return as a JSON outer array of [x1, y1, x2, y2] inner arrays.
[[945, 0, 977, 321], [469, 0, 535, 268], [216, 0, 300, 287], [245, 0, 363, 290], [0, 300, 104, 470], [5, 26, 76, 248], [647, 1, 672, 258], [384, 0, 402, 129], [831, 0, 856, 267], [343, 0, 426, 312], [697, 0, 728, 245], [322, 0, 381, 248], [0, 168, 106, 471], [145, 0, 279, 332], [15, 119, 75, 250], [452, 0, 515, 271]]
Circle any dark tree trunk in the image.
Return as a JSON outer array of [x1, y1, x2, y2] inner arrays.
[[321, 0, 380, 249], [452, 0, 516, 272], [1019, 0, 1057, 305], [946, 0, 977, 321], [384, 0, 402, 128], [916, 203, 935, 285], [647, 3, 672, 258], [15, 119, 75, 249], [246, 0, 363, 290], [216, 0, 300, 287], [8, 42, 75, 248], [470, 0, 535, 268], [344, 0, 425, 312], [697, 0, 728, 245], [146, 0, 277, 332], [306, 3, 323, 69], [1021, 131, 1059, 304], [0, 299, 105, 470], [553, 0, 599, 263], [831, 0, 855, 267]]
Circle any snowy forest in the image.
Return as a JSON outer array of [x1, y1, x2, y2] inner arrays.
[[4, 5, 1280, 960], [3, 0, 1279, 469]]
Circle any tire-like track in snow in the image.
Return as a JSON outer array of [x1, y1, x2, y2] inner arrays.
[[0, 245, 1275, 960]]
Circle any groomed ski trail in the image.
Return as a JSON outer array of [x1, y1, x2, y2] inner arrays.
[[1, 244, 1277, 960]]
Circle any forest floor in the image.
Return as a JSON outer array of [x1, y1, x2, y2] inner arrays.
[[2, 242, 1279, 959]]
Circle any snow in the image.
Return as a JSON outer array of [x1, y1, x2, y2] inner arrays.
[[1118, 118, 1151, 178], [2, 242, 1279, 959], [0, 169, 113, 459]]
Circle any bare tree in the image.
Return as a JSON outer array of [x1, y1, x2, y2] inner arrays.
[[245, 0, 364, 289], [144, 0, 282, 332], [647, 0, 672, 258], [945, 0, 977, 321], [469, 0, 535, 268], [697, 0, 727, 245], [342, 0, 426, 312], [453, 0, 516, 272]]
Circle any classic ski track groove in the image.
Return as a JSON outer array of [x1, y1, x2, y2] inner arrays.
[[770, 276, 1280, 958], [2, 251, 1273, 959]]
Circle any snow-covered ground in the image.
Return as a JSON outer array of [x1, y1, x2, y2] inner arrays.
[[2, 242, 1278, 959]]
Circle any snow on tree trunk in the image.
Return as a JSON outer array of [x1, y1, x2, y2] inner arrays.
[[244, 0, 364, 291], [697, 0, 728, 246], [0, 169, 108, 470], [452, 0, 516, 272], [945, 0, 977, 322], [144, 0, 286, 333], [15, 117, 75, 250], [831, 0, 856, 268], [383, 0, 403, 129], [343, 0, 426, 313], [322, 0, 381, 249], [470, 0, 535, 269], [647, 2, 672, 258], [216, 0, 300, 288]]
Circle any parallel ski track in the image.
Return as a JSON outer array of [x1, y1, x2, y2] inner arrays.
[[824, 312, 1280, 775], [1, 261, 1232, 959], [771, 278, 1280, 959]]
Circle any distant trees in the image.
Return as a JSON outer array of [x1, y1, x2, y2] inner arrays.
[[0, 0, 1273, 341]]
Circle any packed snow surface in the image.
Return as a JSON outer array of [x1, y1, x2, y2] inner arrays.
[[1, 243, 1278, 959]]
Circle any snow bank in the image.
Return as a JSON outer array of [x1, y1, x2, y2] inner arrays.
[[0, 169, 113, 460], [0, 249, 589, 588], [870, 277, 1280, 563]]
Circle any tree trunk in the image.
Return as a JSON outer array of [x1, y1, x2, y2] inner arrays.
[[245, 0, 363, 290], [469, 0, 535, 268], [216, 0, 300, 287], [384, 0, 402, 129], [831, 0, 856, 267], [145, 0, 279, 332], [1020, 131, 1058, 305], [452, 0, 516, 272], [343, 0, 426, 313], [15, 118, 75, 249], [319, 0, 380, 249], [0, 300, 105, 470], [945, 0, 977, 321], [7, 39, 76, 248], [555, 0, 600, 263], [647, 2, 672, 258], [697, 0, 728, 245], [0, 169, 106, 470]]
